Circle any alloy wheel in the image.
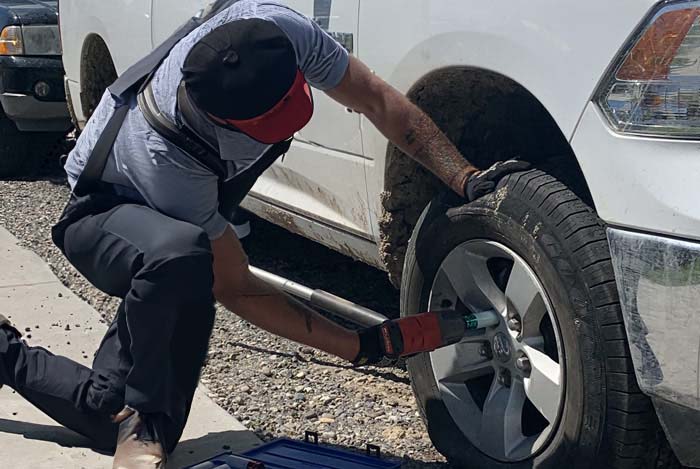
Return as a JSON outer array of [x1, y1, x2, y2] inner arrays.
[[428, 240, 565, 462]]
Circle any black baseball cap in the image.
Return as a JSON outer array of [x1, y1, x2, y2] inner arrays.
[[182, 18, 313, 143]]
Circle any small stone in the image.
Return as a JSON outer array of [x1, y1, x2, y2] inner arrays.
[[261, 367, 273, 377], [239, 385, 251, 393], [382, 426, 406, 440], [24, 327, 31, 332], [64, 324, 70, 331], [304, 411, 318, 420], [294, 393, 305, 401], [318, 417, 335, 424], [58, 293, 63, 298], [26, 334, 31, 339], [294, 371, 306, 379]]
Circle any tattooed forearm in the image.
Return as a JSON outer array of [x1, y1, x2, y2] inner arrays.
[[404, 129, 417, 146], [324, 55, 476, 196], [399, 111, 478, 195]]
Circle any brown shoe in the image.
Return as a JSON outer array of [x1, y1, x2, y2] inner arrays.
[[112, 407, 167, 469]]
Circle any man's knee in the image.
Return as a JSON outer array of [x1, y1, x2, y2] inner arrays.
[[149, 223, 211, 263], [141, 226, 214, 300]]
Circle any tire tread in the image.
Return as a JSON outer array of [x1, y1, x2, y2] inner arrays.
[[522, 170, 676, 468]]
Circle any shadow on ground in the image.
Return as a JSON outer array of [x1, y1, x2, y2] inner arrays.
[[0, 417, 96, 449]]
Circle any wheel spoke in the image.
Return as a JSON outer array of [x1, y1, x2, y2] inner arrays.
[[431, 341, 492, 384], [439, 244, 506, 314], [523, 345, 562, 424], [479, 378, 527, 458], [505, 261, 545, 337], [505, 261, 541, 316]]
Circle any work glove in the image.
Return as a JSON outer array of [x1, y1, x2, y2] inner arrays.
[[463, 159, 531, 202]]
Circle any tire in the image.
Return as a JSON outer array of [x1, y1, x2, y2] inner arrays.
[[0, 107, 65, 177], [401, 170, 679, 468], [80, 39, 117, 124]]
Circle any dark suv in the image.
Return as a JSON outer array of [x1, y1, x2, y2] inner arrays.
[[0, 0, 70, 175]]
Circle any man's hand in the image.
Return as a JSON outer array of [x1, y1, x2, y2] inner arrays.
[[463, 159, 531, 201]]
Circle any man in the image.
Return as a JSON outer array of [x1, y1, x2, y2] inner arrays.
[[0, 1, 527, 467]]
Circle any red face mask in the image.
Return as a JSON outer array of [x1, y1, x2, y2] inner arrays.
[[209, 70, 314, 144]]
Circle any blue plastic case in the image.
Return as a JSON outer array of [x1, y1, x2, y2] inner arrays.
[[186, 438, 401, 469]]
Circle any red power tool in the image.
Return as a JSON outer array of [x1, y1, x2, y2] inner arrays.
[[378, 310, 501, 358]]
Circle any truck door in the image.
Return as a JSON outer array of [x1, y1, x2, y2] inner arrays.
[[151, 0, 210, 46], [251, 0, 372, 238]]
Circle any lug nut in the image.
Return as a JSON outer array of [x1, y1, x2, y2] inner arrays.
[[507, 318, 522, 332], [516, 356, 531, 375], [497, 368, 511, 388], [479, 343, 492, 359]]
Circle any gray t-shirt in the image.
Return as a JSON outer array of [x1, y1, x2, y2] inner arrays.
[[64, 0, 349, 240]]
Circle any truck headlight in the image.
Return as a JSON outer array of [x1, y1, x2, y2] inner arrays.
[[0, 26, 24, 55], [21, 25, 61, 55], [0, 25, 60, 56], [596, 1, 700, 139]]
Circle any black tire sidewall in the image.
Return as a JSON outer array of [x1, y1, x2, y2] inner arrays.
[[401, 187, 605, 468]]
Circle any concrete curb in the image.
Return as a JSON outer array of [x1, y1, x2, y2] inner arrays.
[[0, 227, 260, 468]]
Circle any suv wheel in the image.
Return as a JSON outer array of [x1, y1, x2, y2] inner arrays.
[[401, 170, 680, 468]]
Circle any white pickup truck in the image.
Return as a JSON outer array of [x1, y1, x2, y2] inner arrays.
[[59, 1, 700, 467]]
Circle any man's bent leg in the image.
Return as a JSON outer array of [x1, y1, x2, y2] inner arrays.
[[0, 324, 120, 449], [63, 204, 216, 448]]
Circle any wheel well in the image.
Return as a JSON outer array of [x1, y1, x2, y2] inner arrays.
[[79, 34, 118, 123], [379, 67, 593, 287]]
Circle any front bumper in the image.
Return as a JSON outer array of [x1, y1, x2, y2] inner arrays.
[[0, 55, 70, 132], [608, 228, 700, 467]]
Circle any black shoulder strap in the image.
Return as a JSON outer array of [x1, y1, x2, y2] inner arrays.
[[218, 138, 292, 219], [138, 81, 228, 179], [73, 104, 130, 197]]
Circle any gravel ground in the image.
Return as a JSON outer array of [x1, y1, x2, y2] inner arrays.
[[0, 149, 451, 467]]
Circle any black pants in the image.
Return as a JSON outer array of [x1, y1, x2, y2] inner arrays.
[[0, 202, 216, 452]]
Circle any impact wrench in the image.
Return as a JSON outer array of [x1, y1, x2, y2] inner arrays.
[[250, 266, 501, 358]]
